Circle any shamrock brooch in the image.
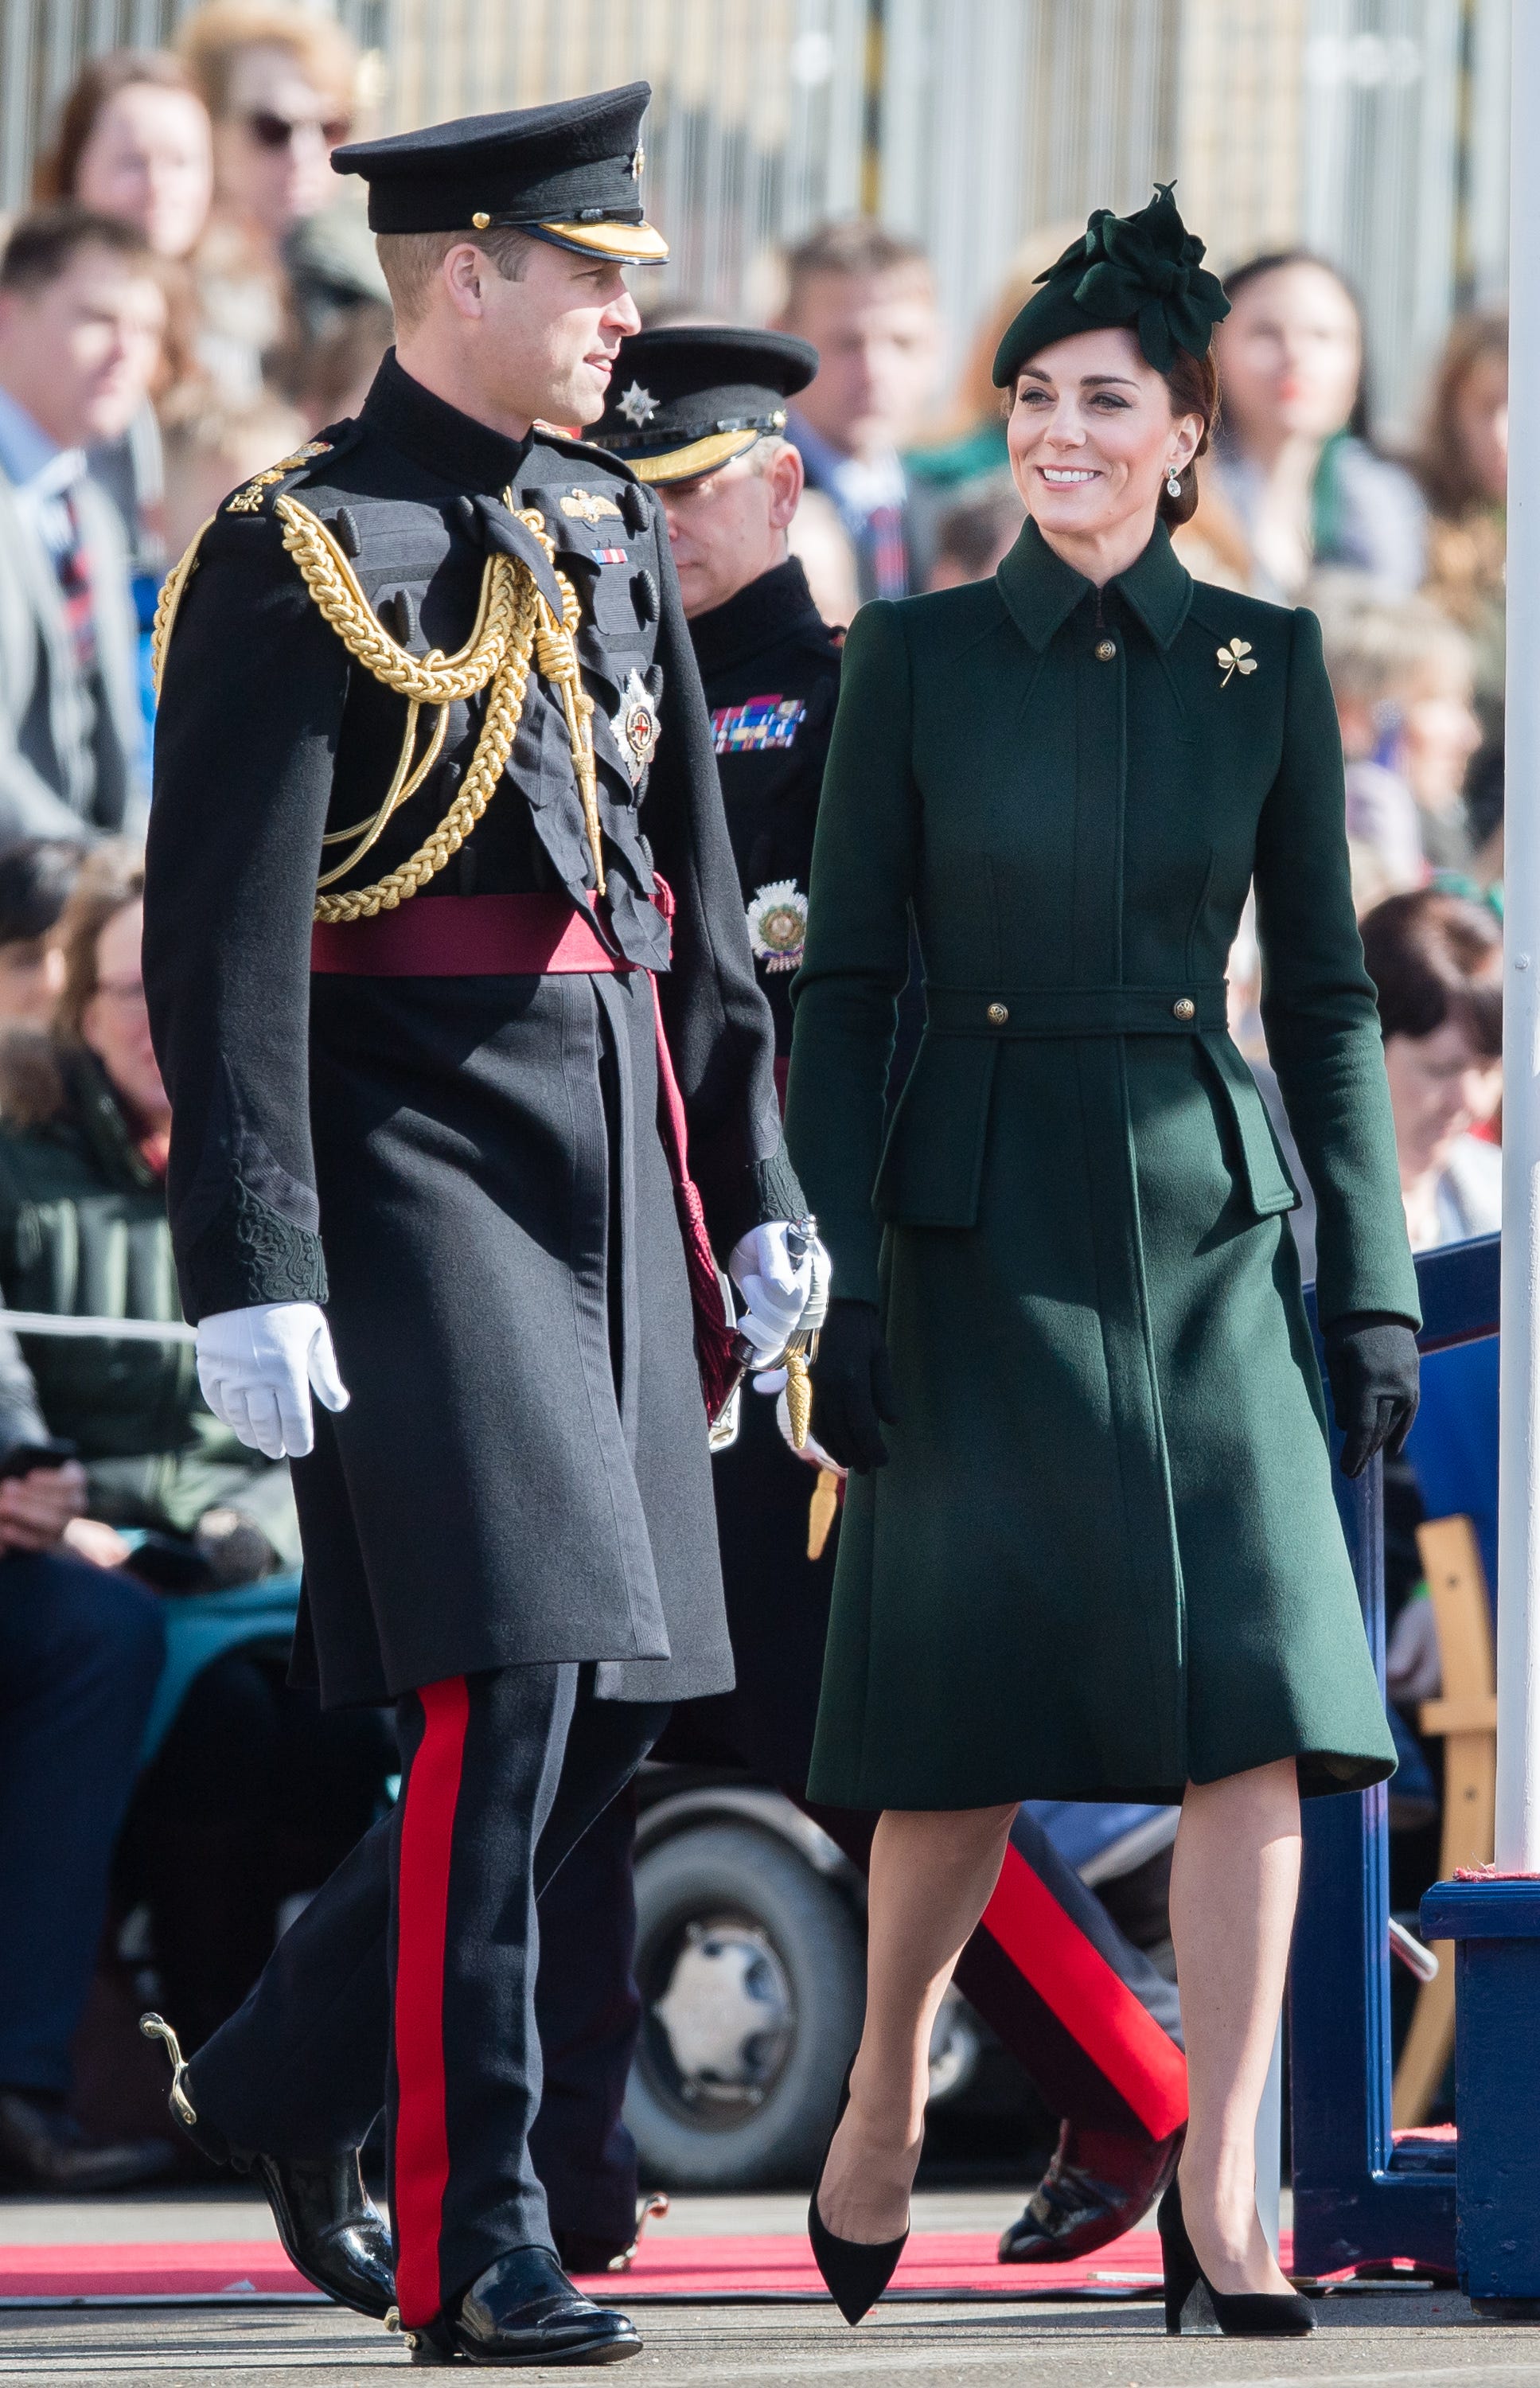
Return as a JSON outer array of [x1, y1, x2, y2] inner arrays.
[[1217, 637, 1257, 687]]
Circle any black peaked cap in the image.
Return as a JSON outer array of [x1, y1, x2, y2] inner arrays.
[[332, 82, 667, 262], [587, 325, 818, 482]]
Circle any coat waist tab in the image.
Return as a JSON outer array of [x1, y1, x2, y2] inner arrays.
[[924, 983, 1228, 1038]]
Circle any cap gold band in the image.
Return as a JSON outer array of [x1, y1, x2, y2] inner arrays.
[[538, 217, 669, 263], [630, 427, 763, 483]]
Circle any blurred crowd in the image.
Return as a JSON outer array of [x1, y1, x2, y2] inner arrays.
[[0, 3, 1507, 2182]]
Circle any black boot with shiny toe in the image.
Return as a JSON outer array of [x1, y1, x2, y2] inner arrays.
[[140, 2013, 395, 2320], [806, 2075, 910, 2327], [411, 2246, 641, 2366], [1158, 2179, 1314, 2338], [998, 2121, 1183, 2265]]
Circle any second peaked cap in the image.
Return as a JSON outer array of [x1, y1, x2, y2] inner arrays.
[[588, 325, 818, 483]]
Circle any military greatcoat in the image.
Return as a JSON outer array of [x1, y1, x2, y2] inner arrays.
[[145, 353, 798, 1710], [785, 518, 1415, 1809]]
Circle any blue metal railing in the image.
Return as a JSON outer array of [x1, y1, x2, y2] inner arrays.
[[1289, 1229, 1499, 2276]]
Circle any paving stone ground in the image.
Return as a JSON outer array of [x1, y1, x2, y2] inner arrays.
[[4, 2187, 1538, 2386]]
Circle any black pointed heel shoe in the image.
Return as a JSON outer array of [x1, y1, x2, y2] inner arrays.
[[1157, 2179, 1313, 2338], [806, 2071, 910, 2327]]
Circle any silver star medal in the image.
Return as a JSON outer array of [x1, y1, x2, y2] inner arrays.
[[618, 381, 658, 429], [611, 670, 661, 784]]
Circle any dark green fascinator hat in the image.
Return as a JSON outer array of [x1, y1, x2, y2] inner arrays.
[[992, 184, 1229, 388]]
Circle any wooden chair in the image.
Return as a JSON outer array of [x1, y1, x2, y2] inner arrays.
[[1390, 1515, 1497, 2129]]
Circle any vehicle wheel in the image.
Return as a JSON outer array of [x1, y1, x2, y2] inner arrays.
[[625, 1821, 864, 2189]]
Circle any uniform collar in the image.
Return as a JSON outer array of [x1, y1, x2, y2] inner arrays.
[[688, 556, 825, 677], [361, 348, 533, 495], [995, 516, 1192, 652]]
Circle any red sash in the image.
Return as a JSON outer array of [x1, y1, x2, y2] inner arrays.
[[310, 890, 739, 1420]]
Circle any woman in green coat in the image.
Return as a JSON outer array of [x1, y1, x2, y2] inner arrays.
[[784, 189, 1420, 2335]]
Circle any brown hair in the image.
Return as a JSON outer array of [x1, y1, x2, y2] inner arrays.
[[177, 1, 357, 119], [54, 845, 143, 1051], [780, 219, 933, 322], [376, 225, 534, 332], [1414, 309, 1508, 521], [1360, 888, 1503, 1058], [0, 202, 157, 295], [1156, 345, 1218, 529], [33, 49, 206, 205]]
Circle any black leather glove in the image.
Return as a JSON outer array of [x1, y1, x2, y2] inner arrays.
[[1324, 1311, 1421, 1479], [810, 1298, 899, 1473]]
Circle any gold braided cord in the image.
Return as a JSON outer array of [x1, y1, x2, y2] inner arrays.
[[234, 490, 606, 920], [313, 574, 540, 922], [314, 700, 453, 888], [275, 495, 517, 703], [150, 514, 216, 697]]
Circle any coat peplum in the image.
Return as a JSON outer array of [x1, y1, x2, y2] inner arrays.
[[786, 518, 1414, 1809]]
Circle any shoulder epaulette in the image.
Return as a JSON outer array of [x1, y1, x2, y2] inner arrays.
[[221, 417, 366, 517]]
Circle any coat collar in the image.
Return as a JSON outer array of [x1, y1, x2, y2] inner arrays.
[[361, 348, 533, 496], [995, 516, 1192, 652], [688, 556, 827, 678]]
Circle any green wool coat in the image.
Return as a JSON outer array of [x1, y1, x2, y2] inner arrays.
[[784, 518, 1417, 1810]]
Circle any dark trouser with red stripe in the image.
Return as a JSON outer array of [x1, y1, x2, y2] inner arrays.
[[188, 1665, 667, 2329], [529, 1780, 645, 2255]]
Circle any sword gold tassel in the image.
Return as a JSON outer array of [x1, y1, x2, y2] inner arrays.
[[808, 1466, 840, 1562], [784, 1336, 814, 1449]]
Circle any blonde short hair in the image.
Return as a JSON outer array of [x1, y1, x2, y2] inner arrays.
[[375, 224, 534, 333]]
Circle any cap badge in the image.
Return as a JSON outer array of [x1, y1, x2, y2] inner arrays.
[[1217, 636, 1257, 688], [630, 142, 645, 179], [610, 670, 661, 784], [746, 879, 809, 974], [560, 487, 623, 524], [618, 380, 659, 429], [472, 212, 491, 230]]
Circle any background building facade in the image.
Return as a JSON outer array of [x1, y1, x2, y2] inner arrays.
[[0, 0, 1510, 435]]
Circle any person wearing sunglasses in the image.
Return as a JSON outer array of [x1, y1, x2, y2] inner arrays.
[[178, 3, 356, 252]]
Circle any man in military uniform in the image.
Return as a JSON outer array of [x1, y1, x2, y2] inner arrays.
[[140, 89, 816, 2367], [587, 326, 1187, 2268]]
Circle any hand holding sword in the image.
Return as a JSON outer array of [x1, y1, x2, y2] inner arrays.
[[726, 1219, 832, 1447]]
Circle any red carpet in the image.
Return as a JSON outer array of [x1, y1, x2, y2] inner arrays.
[[0, 2227, 1193, 2306]]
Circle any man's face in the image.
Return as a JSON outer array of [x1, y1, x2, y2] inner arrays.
[[0, 244, 166, 448], [783, 268, 940, 459], [660, 440, 803, 617], [458, 239, 642, 431]]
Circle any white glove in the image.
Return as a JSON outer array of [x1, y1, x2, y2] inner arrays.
[[729, 1221, 831, 1383], [196, 1301, 350, 1461]]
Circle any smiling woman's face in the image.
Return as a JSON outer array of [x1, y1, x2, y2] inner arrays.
[[1005, 326, 1199, 554]]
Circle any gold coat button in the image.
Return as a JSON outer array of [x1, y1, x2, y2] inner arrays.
[[1094, 638, 1117, 662], [1172, 997, 1196, 1020], [987, 1002, 1009, 1027]]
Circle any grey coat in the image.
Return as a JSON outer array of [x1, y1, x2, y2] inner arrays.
[[0, 465, 146, 845]]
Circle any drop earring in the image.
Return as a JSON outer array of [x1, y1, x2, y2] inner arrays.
[[1166, 466, 1183, 498]]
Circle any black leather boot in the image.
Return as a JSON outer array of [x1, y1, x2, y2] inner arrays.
[[407, 2246, 641, 2366], [0, 2090, 173, 2194], [140, 2013, 394, 2320], [997, 2120, 1184, 2264]]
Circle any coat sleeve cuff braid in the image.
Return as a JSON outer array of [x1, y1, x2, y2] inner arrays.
[[179, 1180, 328, 1323]]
